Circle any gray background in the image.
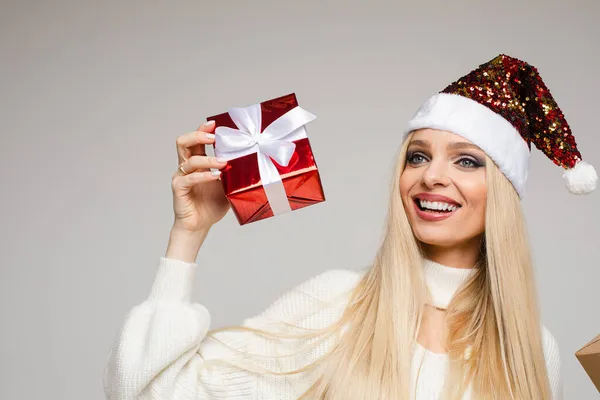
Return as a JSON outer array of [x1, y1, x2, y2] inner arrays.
[[1, 0, 598, 398]]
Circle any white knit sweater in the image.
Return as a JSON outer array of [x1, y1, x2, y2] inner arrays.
[[102, 257, 563, 399]]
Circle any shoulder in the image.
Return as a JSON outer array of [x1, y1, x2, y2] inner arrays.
[[541, 324, 563, 398], [541, 324, 561, 363], [247, 268, 365, 328], [294, 268, 365, 299]]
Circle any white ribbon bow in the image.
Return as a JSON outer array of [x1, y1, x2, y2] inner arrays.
[[214, 103, 316, 216]]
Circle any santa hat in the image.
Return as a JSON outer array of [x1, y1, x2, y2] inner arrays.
[[404, 54, 597, 198]]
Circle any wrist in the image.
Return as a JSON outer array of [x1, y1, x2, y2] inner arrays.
[[170, 224, 211, 238], [165, 226, 210, 263]]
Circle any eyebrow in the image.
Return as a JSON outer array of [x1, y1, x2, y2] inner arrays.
[[408, 139, 481, 151]]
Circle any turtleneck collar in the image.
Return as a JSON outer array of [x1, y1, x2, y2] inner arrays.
[[423, 259, 479, 309]]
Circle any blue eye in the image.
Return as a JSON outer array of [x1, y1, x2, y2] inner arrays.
[[457, 157, 482, 168], [407, 152, 427, 164], [406, 152, 484, 169]]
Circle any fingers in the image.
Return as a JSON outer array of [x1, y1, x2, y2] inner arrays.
[[172, 170, 223, 192], [176, 120, 217, 163], [178, 155, 227, 174], [197, 120, 216, 133]]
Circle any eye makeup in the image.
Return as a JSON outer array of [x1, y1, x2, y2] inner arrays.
[[405, 150, 485, 169]]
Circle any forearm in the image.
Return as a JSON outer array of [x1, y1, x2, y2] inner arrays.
[[165, 226, 210, 263]]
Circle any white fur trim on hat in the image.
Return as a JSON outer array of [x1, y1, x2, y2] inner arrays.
[[404, 93, 531, 198]]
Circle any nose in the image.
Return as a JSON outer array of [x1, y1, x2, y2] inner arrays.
[[421, 159, 451, 189]]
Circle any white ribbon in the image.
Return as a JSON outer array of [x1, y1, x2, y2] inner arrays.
[[214, 103, 317, 215]]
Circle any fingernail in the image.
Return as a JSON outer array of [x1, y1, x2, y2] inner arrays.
[[205, 133, 215, 139], [211, 170, 222, 176], [216, 157, 227, 163], [205, 120, 215, 126]]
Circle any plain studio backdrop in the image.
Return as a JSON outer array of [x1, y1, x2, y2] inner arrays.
[[1, 0, 599, 399]]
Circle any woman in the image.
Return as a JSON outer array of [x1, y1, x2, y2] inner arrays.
[[102, 54, 597, 399]]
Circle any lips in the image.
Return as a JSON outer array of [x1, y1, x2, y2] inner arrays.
[[413, 193, 461, 206], [411, 193, 462, 222]]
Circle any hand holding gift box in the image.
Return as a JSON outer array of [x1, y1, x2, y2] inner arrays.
[[576, 332, 600, 392], [206, 93, 325, 225]]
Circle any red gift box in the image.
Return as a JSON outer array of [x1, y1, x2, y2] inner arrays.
[[206, 93, 325, 225]]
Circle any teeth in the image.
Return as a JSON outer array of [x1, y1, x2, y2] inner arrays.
[[419, 199, 458, 212]]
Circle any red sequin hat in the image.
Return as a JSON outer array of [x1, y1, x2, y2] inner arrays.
[[404, 54, 597, 197]]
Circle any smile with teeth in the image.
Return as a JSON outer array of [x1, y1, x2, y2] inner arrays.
[[416, 199, 460, 213]]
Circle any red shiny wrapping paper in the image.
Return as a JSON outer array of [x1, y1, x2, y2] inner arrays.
[[206, 93, 325, 225]]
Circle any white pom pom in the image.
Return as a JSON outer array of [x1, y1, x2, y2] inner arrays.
[[563, 160, 598, 194]]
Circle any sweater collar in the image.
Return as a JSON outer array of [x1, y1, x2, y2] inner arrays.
[[424, 258, 478, 309]]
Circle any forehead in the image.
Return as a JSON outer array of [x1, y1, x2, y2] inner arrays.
[[408, 129, 484, 152], [410, 128, 471, 143]]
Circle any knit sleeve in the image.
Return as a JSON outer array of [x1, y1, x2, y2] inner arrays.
[[541, 325, 563, 400], [102, 257, 361, 400], [102, 257, 257, 400]]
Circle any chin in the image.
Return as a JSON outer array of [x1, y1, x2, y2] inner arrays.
[[411, 225, 467, 248]]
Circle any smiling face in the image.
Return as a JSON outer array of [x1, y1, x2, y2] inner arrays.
[[399, 129, 487, 248]]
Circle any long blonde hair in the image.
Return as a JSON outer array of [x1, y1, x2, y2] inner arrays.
[[204, 131, 553, 399]]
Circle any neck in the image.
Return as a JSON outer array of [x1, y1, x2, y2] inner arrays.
[[421, 237, 483, 269]]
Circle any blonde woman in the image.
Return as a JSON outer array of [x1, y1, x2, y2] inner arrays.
[[103, 54, 597, 400]]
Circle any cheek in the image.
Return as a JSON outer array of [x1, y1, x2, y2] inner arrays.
[[399, 174, 408, 198], [399, 169, 417, 197], [399, 171, 416, 211], [461, 178, 487, 219]]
